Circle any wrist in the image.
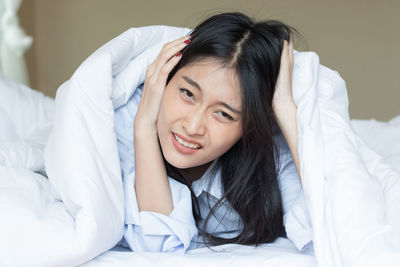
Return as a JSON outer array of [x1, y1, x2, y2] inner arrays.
[[134, 111, 157, 129], [134, 119, 158, 138], [273, 100, 297, 127], [273, 98, 296, 115], [273, 97, 295, 111]]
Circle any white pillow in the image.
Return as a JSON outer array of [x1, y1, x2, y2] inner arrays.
[[0, 72, 54, 140], [0, 107, 17, 142], [0, 72, 54, 172], [0, 124, 51, 172]]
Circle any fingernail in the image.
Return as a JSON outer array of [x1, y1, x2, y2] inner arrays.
[[184, 39, 191, 44], [176, 52, 182, 57]]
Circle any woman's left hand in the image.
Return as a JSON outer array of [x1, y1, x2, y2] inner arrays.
[[271, 38, 302, 182], [272, 39, 295, 114]]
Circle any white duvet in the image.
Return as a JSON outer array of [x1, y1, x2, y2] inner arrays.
[[0, 25, 399, 267]]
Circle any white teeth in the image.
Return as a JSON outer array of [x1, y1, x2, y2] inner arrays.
[[174, 134, 200, 149]]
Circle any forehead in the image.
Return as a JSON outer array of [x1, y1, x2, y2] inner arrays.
[[176, 58, 242, 104]]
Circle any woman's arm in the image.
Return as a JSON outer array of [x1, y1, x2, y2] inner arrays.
[[272, 39, 302, 183], [134, 35, 191, 215], [134, 125, 173, 215], [274, 101, 301, 183]]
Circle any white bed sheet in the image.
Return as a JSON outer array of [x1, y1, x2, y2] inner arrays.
[[80, 238, 316, 267]]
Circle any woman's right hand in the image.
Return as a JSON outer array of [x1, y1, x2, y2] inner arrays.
[[134, 35, 191, 133]]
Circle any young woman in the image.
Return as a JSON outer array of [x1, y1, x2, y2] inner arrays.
[[118, 12, 311, 253]]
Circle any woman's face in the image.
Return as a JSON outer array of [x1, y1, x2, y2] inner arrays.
[[157, 58, 243, 170]]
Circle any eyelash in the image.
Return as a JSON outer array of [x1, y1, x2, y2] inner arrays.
[[179, 88, 234, 121], [180, 88, 195, 100]]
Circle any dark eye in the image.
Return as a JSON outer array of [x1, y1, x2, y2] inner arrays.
[[180, 88, 195, 101], [216, 111, 234, 121]]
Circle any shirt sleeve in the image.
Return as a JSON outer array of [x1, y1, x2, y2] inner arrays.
[[122, 174, 198, 253], [275, 133, 313, 251]]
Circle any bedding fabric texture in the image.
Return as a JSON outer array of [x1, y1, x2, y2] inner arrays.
[[0, 72, 54, 172], [0, 25, 399, 267]]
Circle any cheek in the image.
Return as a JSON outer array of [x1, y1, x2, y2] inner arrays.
[[157, 89, 183, 129], [208, 124, 242, 152], [161, 88, 195, 120]]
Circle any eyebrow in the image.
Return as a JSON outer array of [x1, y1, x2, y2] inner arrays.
[[181, 75, 242, 115]]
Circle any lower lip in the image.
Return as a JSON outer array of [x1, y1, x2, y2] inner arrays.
[[171, 133, 199, 154]]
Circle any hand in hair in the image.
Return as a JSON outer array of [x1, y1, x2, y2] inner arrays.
[[135, 35, 191, 131], [272, 39, 295, 110], [134, 35, 191, 215], [272, 38, 302, 183]]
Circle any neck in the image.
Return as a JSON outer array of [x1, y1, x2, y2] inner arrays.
[[180, 161, 213, 182]]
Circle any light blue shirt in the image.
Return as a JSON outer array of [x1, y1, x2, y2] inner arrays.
[[114, 84, 312, 253]]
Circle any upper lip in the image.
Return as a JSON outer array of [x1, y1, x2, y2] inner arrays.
[[173, 132, 203, 147]]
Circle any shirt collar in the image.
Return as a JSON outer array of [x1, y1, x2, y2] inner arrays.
[[191, 160, 223, 199]]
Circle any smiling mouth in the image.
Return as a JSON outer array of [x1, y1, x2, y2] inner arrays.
[[173, 133, 201, 149]]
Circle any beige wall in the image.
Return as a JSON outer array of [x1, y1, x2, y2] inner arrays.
[[19, 0, 400, 121]]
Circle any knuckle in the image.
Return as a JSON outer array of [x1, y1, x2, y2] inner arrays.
[[144, 74, 154, 84], [147, 64, 154, 72], [159, 53, 169, 61], [161, 43, 169, 50], [160, 68, 169, 75], [161, 64, 170, 72], [148, 77, 157, 85]]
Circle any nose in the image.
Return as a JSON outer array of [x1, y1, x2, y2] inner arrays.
[[182, 108, 206, 137]]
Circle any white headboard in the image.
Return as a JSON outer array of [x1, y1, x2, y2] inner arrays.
[[0, 0, 32, 86]]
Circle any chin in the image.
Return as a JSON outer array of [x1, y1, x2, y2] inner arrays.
[[163, 151, 199, 169], [165, 156, 189, 169]]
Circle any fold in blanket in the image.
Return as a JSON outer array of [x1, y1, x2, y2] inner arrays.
[[293, 53, 400, 266], [0, 25, 399, 266]]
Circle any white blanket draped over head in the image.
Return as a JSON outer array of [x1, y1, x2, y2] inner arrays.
[[0, 25, 399, 267]]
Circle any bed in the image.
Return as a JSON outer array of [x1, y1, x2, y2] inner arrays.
[[0, 23, 399, 267]]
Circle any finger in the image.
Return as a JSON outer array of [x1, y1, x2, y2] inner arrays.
[[288, 38, 294, 64], [162, 35, 191, 51], [280, 40, 289, 65], [146, 57, 159, 77], [143, 52, 182, 101], [159, 40, 189, 64], [282, 40, 288, 54], [159, 51, 182, 78], [288, 37, 294, 54], [154, 52, 183, 87], [152, 40, 189, 78], [147, 36, 189, 77]]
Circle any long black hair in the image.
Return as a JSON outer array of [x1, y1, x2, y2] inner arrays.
[[163, 12, 297, 246]]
